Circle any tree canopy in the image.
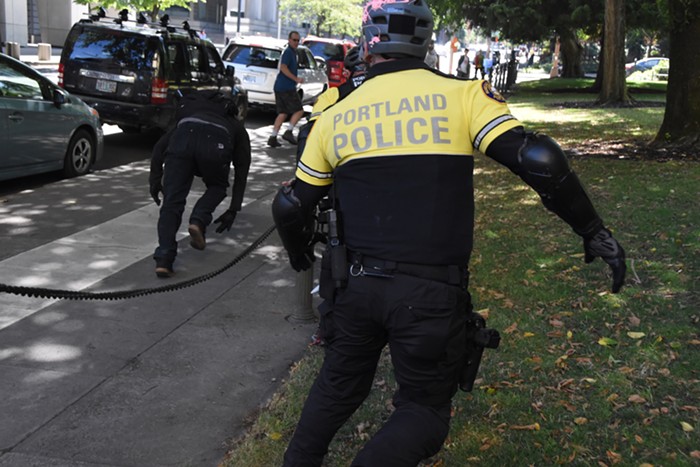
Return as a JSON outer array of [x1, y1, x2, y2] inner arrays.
[[279, 0, 363, 40], [73, 0, 193, 21]]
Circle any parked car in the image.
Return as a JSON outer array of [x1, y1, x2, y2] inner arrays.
[[625, 57, 669, 77], [0, 52, 103, 182], [221, 36, 328, 110], [59, 14, 248, 133], [301, 36, 355, 87]]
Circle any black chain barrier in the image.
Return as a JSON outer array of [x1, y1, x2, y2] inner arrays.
[[0, 224, 277, 301]]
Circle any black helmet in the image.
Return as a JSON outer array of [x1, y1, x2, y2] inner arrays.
[[361, 0, 433, 59], [344, 46, 366, 73]]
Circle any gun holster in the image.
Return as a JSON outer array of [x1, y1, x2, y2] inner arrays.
[[319, 241, 347, 302], [459, 311, 501, 392]]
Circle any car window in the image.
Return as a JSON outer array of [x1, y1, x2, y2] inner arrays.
[[222, 45, 281, 69], [187, 44, 207, 73], [298, 49, 317, 70], [303, 41, 344, 61], [0, 61, 46, 100], [167, 42, 189, 77], [204, 45, 224, 74], [67, 28, 153, 69]]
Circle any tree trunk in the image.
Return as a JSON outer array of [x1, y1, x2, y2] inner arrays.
[[654, 0, 700, 147], [598, 0, 630, 105], [558, 27, 584, 78]]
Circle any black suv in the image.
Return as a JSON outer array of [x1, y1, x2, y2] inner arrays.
[[59, 15, 248, 132]]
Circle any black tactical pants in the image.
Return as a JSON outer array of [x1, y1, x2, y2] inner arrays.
[[283, 271, 470, 467], [154, 122, 231, 263]]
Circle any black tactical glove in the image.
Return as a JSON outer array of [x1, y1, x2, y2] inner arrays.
[[290, 246, 315, 272], [150, 181, 163, 206], [583, 227, 626, 293], [214, 209, 237, 233]]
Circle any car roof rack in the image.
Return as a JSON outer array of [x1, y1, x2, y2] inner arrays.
[[81, 6, 201, 39]]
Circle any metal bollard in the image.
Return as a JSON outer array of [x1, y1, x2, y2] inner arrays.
[[37, 43, 52, 61], [6, 42, 20, 59], [288, 267, 317, 323]]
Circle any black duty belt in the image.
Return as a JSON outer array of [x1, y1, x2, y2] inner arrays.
[[348, 251, 467, 286], [178, 117, 230, 135]]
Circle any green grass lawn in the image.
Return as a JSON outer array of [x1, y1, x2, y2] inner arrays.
[[221, 79, 699, 467]]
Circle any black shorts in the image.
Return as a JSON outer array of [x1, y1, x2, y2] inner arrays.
[[275, 89, 303, 115]]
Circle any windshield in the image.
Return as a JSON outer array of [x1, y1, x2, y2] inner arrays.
[[68, 29, 154, 69], [303, 41, 344, 61], [222, 45, 281, 69]]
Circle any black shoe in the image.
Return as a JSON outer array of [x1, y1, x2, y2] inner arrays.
[[267, 135, 281, 148], [155, 260, 174, 278], [282, 130, 297, 145], [188, 223, 206, 250]]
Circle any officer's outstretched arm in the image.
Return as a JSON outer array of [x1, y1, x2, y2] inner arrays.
[[486, 128, 626, 293], [272, 180, 329, 272]]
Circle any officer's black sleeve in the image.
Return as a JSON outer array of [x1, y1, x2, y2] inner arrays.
[[484, 126, 603, 238], [229, 122, 252, 212], [482, 126, 525, 171], [149, 129, 173, 185], [292, 179, 331, 216]]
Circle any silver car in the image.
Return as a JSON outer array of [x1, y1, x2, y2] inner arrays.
[[0, 53, 104, 181], [221, 37, 328, 109]]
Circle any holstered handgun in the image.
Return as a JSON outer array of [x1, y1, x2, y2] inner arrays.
[[317, 198, 347, 301], [459, 312, 501, 392]]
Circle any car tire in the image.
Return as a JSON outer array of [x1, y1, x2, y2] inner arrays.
[[63, 129, 94, 178]]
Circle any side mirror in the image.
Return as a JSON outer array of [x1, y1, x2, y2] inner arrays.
[[314, 56, 327, 72], [53, 88, 66, 107], [226, 65, 235, 77]]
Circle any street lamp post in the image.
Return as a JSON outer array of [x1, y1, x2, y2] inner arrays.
[[237, 0, 241, 33]]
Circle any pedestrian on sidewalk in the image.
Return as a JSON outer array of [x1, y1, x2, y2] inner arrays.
[[456, 49, 470, 78], [268, 31, 305, 148], [424, 40, 439, 69], [474, 49, 485, 79], [272, 0, 626, 465], [149, 90, 251, 278]]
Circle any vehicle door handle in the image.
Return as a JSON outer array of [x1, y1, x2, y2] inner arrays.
[[8, 113, 24, 123]]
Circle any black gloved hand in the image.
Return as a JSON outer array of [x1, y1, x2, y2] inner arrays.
[[150, 181, 163, 206], [583, 227, 626, 293], [289, 246, 315, 272], [214, 209, 237, 233]]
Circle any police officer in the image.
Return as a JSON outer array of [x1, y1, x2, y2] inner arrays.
[[150, 90, 251, 277], [296, 45, 368, 162], [272, 1, 626, 465]]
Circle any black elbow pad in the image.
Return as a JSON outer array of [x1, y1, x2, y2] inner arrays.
[[518, 133, 602, 237], [272, 184, 315, 258]]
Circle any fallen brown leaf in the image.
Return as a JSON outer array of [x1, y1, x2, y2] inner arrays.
[[510, 423, 540, 431], [628, 394, 647, 404]]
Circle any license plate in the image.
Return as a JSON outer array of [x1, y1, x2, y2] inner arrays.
[[242, 73, 260, 84], [96, 79, 117, 93], [243, 75, 257, 84]]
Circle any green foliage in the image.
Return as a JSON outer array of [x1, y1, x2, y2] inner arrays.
[[279, 0, 363, 39], [73, 0, 193, 20]]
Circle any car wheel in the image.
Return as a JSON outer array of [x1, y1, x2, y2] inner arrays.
[[63, 129, 94, 178]]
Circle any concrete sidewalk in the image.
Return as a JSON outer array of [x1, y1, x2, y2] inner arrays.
[[0, 136, 317, 466], [0, 194, 318, 466]]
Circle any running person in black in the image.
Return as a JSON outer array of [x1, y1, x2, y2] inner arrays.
[[273, 1, 626, 465], [150, 90, 251, 277]]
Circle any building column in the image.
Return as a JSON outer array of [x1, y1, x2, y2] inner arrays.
[[36, 0, 88, 46], [0, 0, 29, 45]]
